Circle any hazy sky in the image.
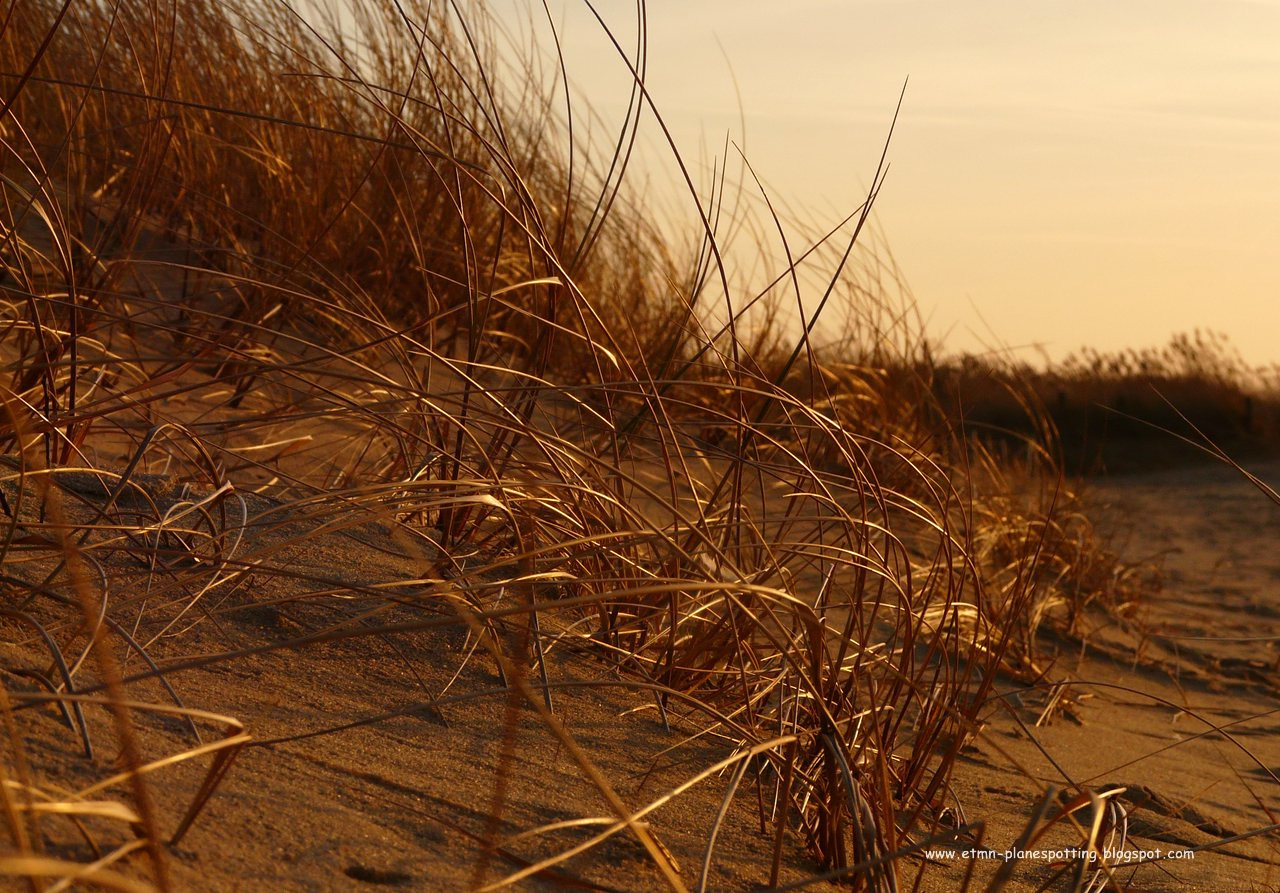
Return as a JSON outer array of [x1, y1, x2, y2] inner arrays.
[[490, 1, 1280, 367]]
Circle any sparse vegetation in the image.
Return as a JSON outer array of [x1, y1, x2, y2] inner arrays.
[[1, 2, 1272, 891]]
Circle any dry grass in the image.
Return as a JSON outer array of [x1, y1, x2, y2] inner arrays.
[[0, 2, 1194, 890], [935, 331, 1280, 474]]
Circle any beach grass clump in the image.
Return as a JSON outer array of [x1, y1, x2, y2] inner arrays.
[[0, 1, 1154, 889]]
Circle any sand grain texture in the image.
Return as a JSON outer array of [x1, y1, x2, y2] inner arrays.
[[920, 460, 1280, 892]]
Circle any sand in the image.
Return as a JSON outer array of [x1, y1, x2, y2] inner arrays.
[[2, 470, 844, 891], [922, 459, 1280, 892], [2, 456, 1277, 890]]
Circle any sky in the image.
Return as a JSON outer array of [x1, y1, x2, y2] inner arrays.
[[487, 0, 1280, 368]]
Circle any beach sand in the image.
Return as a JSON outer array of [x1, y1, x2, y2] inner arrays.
[[922, 460, 1280, 891], [3, 456, 1277, 890]]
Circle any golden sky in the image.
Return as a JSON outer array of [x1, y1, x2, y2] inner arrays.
[[494, 1, 1280, 367]]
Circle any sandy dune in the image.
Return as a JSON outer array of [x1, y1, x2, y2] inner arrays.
[[2, 457, 1275, 890], [926, 460, 1280, 891]]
